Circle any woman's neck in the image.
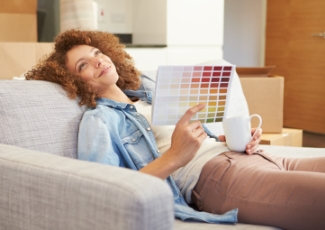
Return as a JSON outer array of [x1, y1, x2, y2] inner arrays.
[[99, 84, 135, 104]]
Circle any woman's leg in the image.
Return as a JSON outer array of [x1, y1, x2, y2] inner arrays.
[[270, 151, 325, 172], [192, 151, 325, 230]]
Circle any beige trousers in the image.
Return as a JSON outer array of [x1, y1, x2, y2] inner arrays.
[[192, 150, 325, 230]]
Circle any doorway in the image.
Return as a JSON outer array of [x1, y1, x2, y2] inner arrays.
[[265, 0, 325, 135]]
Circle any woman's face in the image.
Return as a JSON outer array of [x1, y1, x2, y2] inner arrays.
[[66, 45, 119, 94]]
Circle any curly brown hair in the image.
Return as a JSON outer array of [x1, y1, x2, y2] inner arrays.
[[25, 29, 141, 107]]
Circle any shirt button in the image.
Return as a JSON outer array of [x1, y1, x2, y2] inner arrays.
[[146, 127, 151, 131], [130, 105, 134, 109], [157, 149, 160, 153], [132, 138, 136, 142], [136, 113, 140, 116]]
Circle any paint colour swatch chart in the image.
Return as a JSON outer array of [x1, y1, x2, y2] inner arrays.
[[152, 65, 235, 126]]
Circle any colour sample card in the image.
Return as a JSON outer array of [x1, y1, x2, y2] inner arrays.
[[152, 65, 235, 126]]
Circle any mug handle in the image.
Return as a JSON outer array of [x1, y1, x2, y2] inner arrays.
[[250, 114, 262, 139]]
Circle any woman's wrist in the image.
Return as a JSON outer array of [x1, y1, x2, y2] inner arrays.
[[139, 150, 180, 179]]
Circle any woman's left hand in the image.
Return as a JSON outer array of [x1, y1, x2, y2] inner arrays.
[[245, 127, 262, 155], [218, 127, 262, 155]]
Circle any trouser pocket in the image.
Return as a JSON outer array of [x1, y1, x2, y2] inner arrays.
[[254, 149, 283, 170], [192, 152, 233, 211]]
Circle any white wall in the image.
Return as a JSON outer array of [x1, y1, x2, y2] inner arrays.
[[93, 0, 225, 71], [125, 46, 224, 71], [223, 0, 266, 66], [132, 0, 167, 45], [95, 0, 133, 33], [43, 0, 265, 68], [95, 0, 224, 47], [166, 0, 224, 47]]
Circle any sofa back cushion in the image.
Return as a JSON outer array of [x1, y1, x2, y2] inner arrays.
[[0, 80, 86, 158]]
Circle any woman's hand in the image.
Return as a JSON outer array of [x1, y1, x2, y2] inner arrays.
[[245, 127, 262, 155], [140, 104, 207, 179], [167, 103, 207, 167], [218, 127, 263, 155]]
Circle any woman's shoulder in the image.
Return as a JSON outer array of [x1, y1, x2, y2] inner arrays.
[[80, 107, 123, 132]]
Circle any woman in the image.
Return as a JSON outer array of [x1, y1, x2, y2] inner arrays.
[[26, 29, 325, 230]]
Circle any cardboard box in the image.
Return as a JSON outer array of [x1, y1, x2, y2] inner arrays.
[[236, 66, 275, 77], [0, 0, 37, 42], [237, 67, 284, 133], [260, 128, 303, 147], [0, 42, 54, 79]]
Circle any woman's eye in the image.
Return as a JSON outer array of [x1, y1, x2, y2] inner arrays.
[[95, 50, 102, 56], [79, 63, 86, 71]]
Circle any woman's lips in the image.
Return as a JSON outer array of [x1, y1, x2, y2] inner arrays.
[[99, 66, 110, 78]]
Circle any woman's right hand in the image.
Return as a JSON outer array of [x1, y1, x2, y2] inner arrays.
[[167, 103, 207, 168], [139, 104, 206, 179]]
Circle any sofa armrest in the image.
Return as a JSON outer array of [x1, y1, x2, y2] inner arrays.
[[0, 144, 174, 230]]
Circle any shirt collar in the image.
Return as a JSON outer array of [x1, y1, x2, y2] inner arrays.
[[96, 97, 129, 109]]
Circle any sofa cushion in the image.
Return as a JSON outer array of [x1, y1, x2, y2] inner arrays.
[[0, 80, 86, 158]]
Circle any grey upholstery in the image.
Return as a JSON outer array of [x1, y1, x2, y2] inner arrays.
[[0, 143, 174, 230], [0, 80, 85, 158]]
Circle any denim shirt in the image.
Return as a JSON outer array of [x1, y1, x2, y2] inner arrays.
[[78, 75, 238, 223]]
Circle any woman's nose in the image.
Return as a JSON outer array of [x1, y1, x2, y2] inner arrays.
[[92, 57, 102, 68]]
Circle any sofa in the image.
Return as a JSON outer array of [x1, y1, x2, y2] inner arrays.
[[1, 43, 325, 230]]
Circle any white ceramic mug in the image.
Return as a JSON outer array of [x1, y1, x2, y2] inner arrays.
[[222, 114, 262, 152]]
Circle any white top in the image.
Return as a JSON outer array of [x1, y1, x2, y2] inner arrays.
[[135, 100, 229, 203]]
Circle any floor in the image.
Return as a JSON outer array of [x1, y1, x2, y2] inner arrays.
[[303, 131, 325, 148]]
